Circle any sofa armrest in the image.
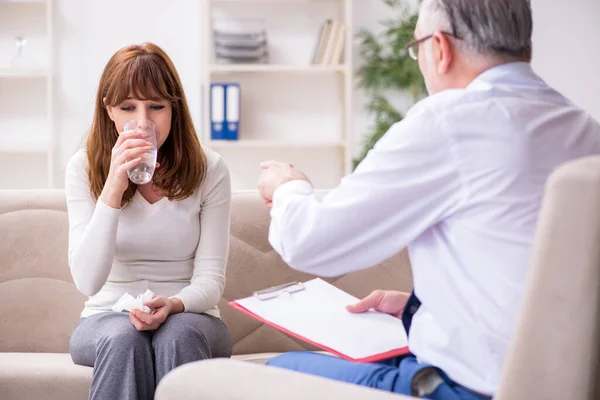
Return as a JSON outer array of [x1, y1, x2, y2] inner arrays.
[[155, 359, 414, 400]]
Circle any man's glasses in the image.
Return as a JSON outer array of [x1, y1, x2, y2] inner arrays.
[[404, 32, 461, 61]]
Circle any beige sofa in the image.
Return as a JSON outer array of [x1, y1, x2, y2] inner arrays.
[[0, 190, 413, 400]]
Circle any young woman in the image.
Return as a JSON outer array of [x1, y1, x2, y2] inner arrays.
[[65, 43, 232, 400]]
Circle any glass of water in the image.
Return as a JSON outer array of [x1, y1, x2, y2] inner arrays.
[[123, 119, 158, 185]]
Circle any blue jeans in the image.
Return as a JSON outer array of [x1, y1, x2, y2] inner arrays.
[[266, 292, 491, 399], [267, 352, 490, 399]]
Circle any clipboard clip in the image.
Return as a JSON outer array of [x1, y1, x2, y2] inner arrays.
[[253, 281, 305, 301]]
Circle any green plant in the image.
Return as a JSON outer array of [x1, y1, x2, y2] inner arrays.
[[353, 0, 427, 169]]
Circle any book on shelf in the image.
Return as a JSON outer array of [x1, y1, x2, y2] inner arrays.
[[311, 19, 345, 65]]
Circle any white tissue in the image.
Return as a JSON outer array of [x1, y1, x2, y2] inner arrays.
[[112, 289, 155, 313]]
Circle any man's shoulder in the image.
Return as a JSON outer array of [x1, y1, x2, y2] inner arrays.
[[406, 88, 489, 119], [384, 90, 467, 139]]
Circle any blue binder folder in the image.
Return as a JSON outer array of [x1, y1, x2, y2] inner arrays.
[[210, 83, 240, 141], [225, 84, 240, 140]]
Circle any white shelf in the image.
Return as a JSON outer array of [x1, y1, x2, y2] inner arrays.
[[0, 0, 47, 4], [0, 0, 54, 189], [208, 140, 345, 148], [213, 0, 336, 3], [0, 68, 49, 78], [203, 0, 353, 190], [209, 64, 345, 73], [0, 141, 49, 154]]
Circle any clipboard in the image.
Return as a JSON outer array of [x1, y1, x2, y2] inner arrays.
[[229, 278, 410, 363]]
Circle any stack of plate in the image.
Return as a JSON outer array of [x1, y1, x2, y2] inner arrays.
[[213, 19, 269, 64]]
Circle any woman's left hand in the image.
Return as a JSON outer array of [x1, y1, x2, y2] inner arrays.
[[129, 296, 173, 331]]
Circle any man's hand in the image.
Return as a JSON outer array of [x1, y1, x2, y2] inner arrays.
[[129, 296, 183, 331], [258, 160, 311, 207], [346, 290, 411, 319]]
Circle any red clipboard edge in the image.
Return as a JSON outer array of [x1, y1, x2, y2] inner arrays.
[[228, 300, 410, 363]]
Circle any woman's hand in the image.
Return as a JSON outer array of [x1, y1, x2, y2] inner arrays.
[[129, 296, 173, 331], [129, 296, 176, 331], [346, 290, 411, 319], [100, 129, 153, 208]]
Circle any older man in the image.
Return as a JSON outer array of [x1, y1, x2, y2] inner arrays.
[[257, 0, 600, 398]]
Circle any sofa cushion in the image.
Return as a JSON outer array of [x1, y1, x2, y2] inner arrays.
[[232, 352, 285, 364], [0, 199, 86, 353], [0, 277, 85, 353], [0, 353, 91, 400], [0, 351, 302, 400], [232, 351, 330, 364], [155, 359, 410, 400]]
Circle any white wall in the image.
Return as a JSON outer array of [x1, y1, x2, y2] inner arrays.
[[1, 0, 599, 190], [531, 0, 600, 121]]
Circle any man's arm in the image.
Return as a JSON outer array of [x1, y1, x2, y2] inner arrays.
[[266, 111, 464, 277]]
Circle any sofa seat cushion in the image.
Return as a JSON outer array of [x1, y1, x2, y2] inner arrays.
[[232, 352, 284, 364], [0, 353, 91, 400], [0, 352, 290, 399], [0, 351, 324, 399], [232, 351, 330, 364]]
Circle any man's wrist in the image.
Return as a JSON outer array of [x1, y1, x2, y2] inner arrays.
[[279, 177, 306, 188], [272, 179, 314, 208]]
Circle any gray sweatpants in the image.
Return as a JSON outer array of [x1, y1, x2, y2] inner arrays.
[[70, 311, 232, 400]]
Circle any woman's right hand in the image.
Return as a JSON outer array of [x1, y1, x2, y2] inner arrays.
[[99, 129, 153, 208]]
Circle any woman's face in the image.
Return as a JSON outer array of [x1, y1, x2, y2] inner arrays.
[[106, 96, 172, 149]]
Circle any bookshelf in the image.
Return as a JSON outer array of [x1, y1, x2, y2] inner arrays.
[[0, 0, 54, 189], [201, 0, 353, 190], [209, 139, 345, 148], [209, 64, 345, 73]]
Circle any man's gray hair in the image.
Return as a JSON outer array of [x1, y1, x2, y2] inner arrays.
[[422, 0, 533, 60]]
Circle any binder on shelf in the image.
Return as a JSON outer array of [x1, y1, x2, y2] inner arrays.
[[210, 84, 226, 140], [225, 84, 240, 141], [211, 82, 240, 141]]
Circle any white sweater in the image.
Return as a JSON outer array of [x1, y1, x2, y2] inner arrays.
[[65, 147, 231, 318]]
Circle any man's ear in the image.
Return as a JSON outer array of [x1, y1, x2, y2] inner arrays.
[[104, 98, 115, 122], [432, 31, 453, 75]]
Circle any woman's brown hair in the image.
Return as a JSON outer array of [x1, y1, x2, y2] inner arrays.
[[87, 42, 207, 207]]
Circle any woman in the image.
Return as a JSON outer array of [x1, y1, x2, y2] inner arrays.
[[65, 43, 232, 400]]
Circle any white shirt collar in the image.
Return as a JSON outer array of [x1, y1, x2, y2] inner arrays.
[[467, 61, 538, 89]]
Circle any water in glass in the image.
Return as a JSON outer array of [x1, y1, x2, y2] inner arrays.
[[124, 119, 158, 185]]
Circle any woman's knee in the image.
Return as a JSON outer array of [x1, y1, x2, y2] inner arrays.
[[153, 314, 231, 358], [70, 336, 94, 367], [153, 321, 209, 354], [98, 325, 152, 355]]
